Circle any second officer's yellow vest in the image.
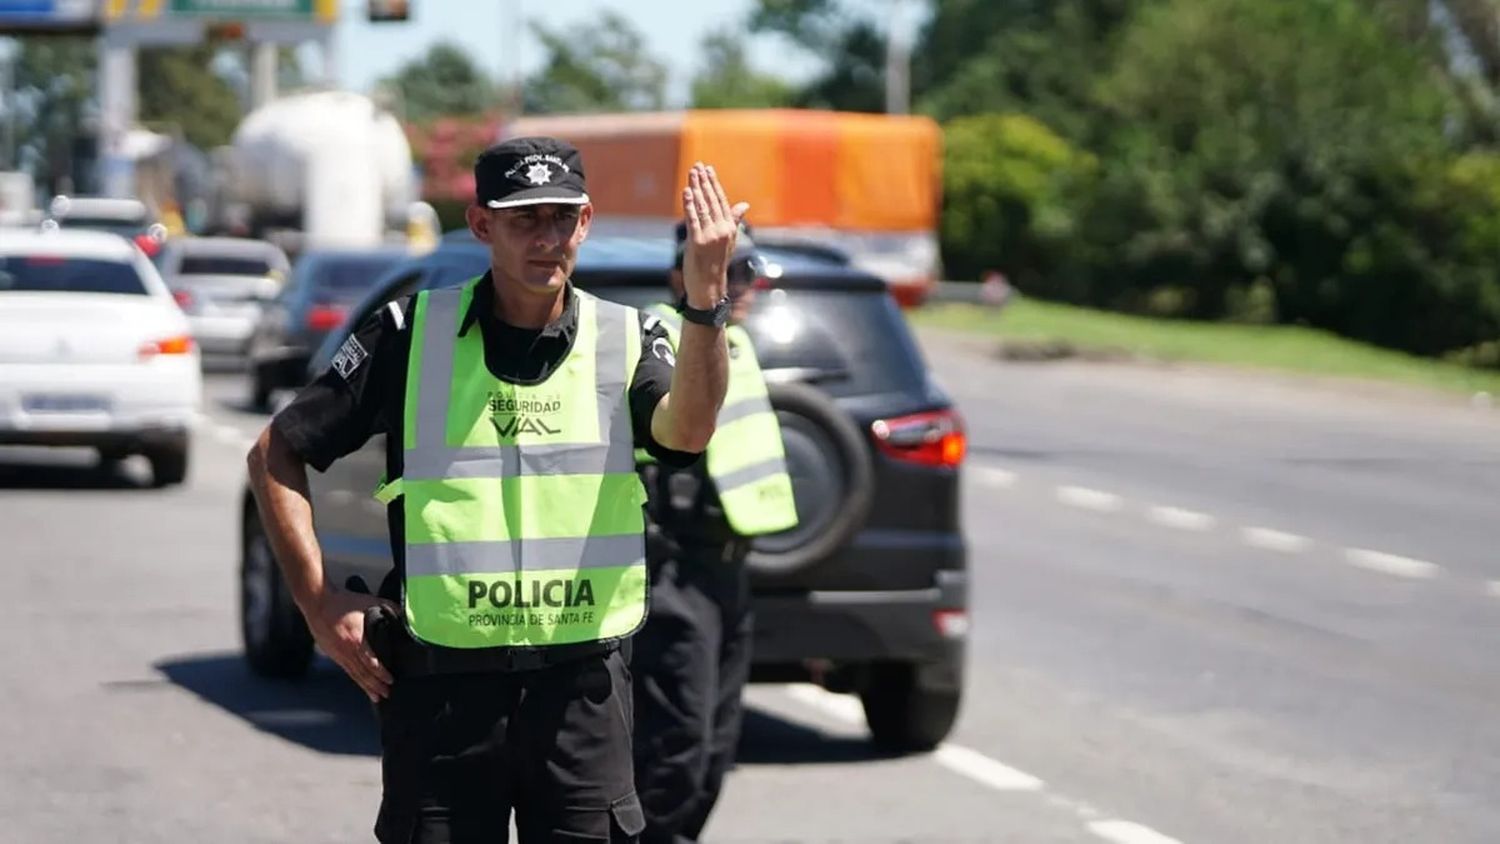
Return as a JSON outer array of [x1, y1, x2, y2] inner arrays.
[[376, 279, 649, 649], [638, 302, 798, 536]]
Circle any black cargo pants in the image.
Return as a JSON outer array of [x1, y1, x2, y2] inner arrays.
[[365, 608, 645, 844], [631, 538, 754, 844]]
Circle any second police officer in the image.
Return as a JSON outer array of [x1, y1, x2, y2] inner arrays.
[[632, 219, 800, 842]]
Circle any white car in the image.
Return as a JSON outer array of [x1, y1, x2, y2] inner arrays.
[[155, 237, 291, 359], [0, 229, 201, 486]]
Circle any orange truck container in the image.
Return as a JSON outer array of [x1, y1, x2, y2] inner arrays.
[[505, 109, 943, 306]]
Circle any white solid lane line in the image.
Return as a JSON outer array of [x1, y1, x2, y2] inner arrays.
[[972, 466, 1018, 488], [933, 744, 1044, 792], [782, 685, 1184, 843], [1145, 505, 1216, 532], [1056, 485, 1124, 512], [1343, 548, 1440, 580], [1239, 526, 1311, 553], [1088, 820, 1186, 844]]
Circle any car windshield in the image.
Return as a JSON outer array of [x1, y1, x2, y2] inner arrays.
[[0, 255, 147, 295], [179, 256, 274, 276]]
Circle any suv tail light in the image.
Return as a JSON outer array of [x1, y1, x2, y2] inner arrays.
[[870, 409, 966, 468], [305, 304, 347, 332], [139, 335, 194, 358]]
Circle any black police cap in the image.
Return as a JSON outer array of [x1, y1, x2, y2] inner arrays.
[[475, 137, 588, 209]]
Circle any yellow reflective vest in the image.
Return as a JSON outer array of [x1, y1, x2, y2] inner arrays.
[[637, 302, 799, 537], [375, 279, 648, 649]]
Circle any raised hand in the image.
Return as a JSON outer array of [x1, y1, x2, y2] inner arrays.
[[680, 163, 750, 311]]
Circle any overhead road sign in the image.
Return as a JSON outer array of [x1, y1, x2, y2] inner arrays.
[[0, 0, 101, 34]]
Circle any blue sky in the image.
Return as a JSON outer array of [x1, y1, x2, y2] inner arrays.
[[329, 0, 920, 106]]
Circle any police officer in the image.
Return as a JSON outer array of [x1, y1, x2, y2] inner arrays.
[[245, 137, 747, 844], [632, 221, 799, 842]]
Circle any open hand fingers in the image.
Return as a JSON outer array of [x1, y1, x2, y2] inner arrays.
[[707, 165, 733, 223], [682, 167, 708, 237]]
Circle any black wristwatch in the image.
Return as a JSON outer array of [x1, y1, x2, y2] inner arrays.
[[680, 296, 731, 328]]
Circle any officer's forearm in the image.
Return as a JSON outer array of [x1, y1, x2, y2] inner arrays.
[[655, 321, 728, 453], [246, 426, 328, 614]]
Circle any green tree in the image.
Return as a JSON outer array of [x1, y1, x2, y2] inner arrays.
[[525, 12, 667, 114], [913, 0, 1145, 138], [138, 45, 243, 149], [690, 28, 795, 108], [9, 37, 96, 192], [747, 0, 888, 112], [381, 42, 497, 123]]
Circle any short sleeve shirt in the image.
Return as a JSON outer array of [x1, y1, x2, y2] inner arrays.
[[272, 275, 696, 599]]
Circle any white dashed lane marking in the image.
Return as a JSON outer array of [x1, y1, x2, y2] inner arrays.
[[934, 744, 1044, 792], [967, 464, 1473, 595], [1145, 505, 1216, 532], [1487, 581, 1500, 600], [783, 684, 1182, 844], [1088, 820, 1186, 844], [972, 466, 1018, 488], [1056, 485, 1124, 513], [1343, 548, 1440, 580], [1239, 526, 1312, 554]]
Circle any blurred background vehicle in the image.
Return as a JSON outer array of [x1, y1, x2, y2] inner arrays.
[[155, 237, 291, 366], [238, 232, 968, 751], [0, 229, 200, 487], [207, 90, 419, 259], [45, 195, 169, 259], [501, 110, 944, 308], [244, 246, 408, 410]]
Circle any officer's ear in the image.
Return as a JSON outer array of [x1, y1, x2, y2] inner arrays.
[[575, 202, 594, 243], [466, 204, 494, 244]]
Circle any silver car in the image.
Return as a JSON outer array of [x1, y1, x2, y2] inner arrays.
[[157, 237, 291, 359]]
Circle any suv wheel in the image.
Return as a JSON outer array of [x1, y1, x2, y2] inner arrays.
[[241, 505, 314, 678], [746, 382, 875, 576], [860, 662, 962, 753], [147, 438, 190, 487]]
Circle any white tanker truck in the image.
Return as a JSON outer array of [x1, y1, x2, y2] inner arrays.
[[211, 90, 424, 254]]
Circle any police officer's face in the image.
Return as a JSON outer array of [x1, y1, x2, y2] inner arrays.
[[469, 203, 592, 295]]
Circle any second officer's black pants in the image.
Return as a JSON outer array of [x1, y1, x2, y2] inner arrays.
[[631, 542, 754, 844]]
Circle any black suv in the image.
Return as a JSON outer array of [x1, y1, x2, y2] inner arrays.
[[239, 233, 969, 751]]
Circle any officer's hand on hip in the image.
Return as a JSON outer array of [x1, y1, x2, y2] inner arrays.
[[307, 587, 397, 701], [681, 163, 750, 310]]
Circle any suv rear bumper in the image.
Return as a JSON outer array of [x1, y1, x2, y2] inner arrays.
[[750, 569, 966, 666]]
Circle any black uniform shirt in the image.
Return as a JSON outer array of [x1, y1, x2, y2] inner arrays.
[[273, 274, 697, 600]]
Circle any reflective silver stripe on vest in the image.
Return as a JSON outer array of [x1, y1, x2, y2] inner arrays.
[[407, 286, 636, 480], [717, 394, 771, 427], [406, 534, 646, 576], [713, 456, 790, 492]]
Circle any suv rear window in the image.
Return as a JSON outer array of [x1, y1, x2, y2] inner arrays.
[[180, 256, 274, 276], [0, 256, 147, 296], [746, 288, 928, 396]]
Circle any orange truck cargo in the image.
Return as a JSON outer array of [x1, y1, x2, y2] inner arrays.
[[505, 109, 943, 306]]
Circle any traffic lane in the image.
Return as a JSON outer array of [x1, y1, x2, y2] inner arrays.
[[920, 331, 1500, 580], [0, 434, 381, 843], [0, 422, 1080, 844], [952, 467, 1500, 843]]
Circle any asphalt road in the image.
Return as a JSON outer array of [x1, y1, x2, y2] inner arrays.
[[0, 338, 1496, 843]]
